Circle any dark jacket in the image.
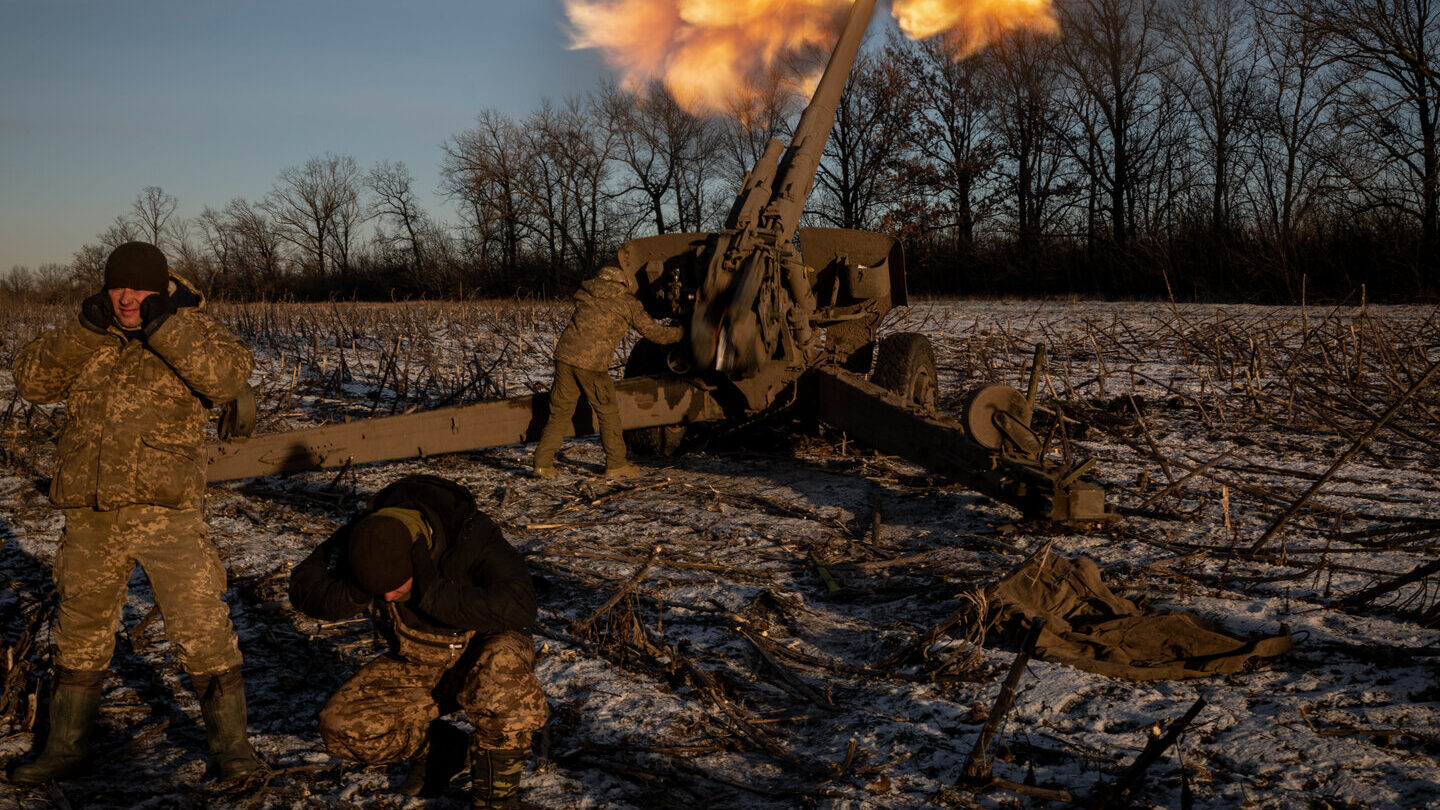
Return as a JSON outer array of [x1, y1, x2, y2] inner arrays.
[[288, 475, 536, 639]]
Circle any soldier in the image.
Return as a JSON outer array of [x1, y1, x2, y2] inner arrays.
[[288, 474, 547, 809], [533, 264, 683, 479], [8, 241, 261, 785]]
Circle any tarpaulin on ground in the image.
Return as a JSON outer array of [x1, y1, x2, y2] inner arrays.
[[988, 553, 1292, 680]]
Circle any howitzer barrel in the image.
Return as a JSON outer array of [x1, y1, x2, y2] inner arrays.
[[762, 0, 878, 243], [689, 0, 880, 372]]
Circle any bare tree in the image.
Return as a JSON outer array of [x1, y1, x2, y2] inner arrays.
[[197, 205, 236, 289], [99, 218, 143, 254], [525, 96, 620, 285], [43, 263, 78, 299], [441, 109, 536, 286], [164, 219, 212, 291], [900, 32, 1000, 254], [367, 160, 432, 286], [715, 70, 807, 189], [328, 168, 369, 280], [1132, 85, 1201, 242], [982, 29, 1077, 265], [813, 50, 917, 230], [1, 266, 34, 301], [524, 101, 576, 286], [1058, 0, 1169, 254], [69, 243, 109, 290], [1247, 0, 1348, 293], [129, 186, 181, 254], [197, 198, 286, 299], [1158, 0, 1262, 242], [264, 153, 365, 281], [1283, 0, 1440, 275], [2, 263, 77, 304], [599, 80, 721, 235], [232, 198, 286, 298]]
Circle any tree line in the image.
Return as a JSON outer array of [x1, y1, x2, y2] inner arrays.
[[6, 0, 1439, 305]]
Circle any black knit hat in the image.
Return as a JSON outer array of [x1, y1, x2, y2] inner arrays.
[[348, 514, 415, 595], [104, 242, 169, 293]]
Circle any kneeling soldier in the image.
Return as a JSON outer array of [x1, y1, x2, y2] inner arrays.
[[289, 474, 547, 808]]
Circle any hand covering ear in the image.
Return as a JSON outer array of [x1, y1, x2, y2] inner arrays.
[[140, 291, 178, 339], [79, 292, 113, 334]]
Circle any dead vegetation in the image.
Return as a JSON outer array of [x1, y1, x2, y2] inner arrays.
[[0, 299, 1437, 809]]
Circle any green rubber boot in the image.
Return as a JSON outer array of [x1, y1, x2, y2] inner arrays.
[[470, 743, 527, 809], [194, 668, 263, 782], [8, 669, 104, 786]]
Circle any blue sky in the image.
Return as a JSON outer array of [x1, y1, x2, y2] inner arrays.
[[0, 1, 605, 272]]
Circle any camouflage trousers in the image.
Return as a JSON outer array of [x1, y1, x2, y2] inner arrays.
[[534, 360, 626, 468], [54, 504, 242, 675], [318, 628, 548, 763]]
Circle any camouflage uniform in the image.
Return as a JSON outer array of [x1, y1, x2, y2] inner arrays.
[[317, 618, 544, 762], [12, 274, 253, 676], [288, 475, 548, 765], [534, 268, 683, 471]]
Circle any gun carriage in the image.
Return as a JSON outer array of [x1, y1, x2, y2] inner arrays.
[[207, 0, 1113, 527]]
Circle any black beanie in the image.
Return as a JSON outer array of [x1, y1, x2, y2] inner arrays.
[[104, 242, 169, 293], [348, 514, 415, 595]]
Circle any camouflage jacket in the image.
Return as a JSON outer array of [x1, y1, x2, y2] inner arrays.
[[553, 277, 683, 372], [12, 275, 253, 511], [289, 474, 537, 640]]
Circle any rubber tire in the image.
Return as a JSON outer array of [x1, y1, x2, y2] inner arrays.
[[871, 332, 938, 411], [622, 340, 688, 457]]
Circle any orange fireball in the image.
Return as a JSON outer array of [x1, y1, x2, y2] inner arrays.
[[564, 0, 1059, 116], [893, 0, 1058, 57], [564, 0, 846, 115]]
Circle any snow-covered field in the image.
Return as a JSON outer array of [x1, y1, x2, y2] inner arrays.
[[1, 298, 1437, 809]]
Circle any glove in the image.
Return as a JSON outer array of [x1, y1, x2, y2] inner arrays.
[[139, 292, 177, 340], [79, 293, 112, 334], [409, 541, 440, 601]]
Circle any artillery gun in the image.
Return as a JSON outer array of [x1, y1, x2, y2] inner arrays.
[[207, 0, 1113, 526]]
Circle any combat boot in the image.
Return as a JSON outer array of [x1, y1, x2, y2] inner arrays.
[[8, 668, 104, 786], [194, 667, 263, 782], [470, 742, 528, 809], [399, 719, 470, 797], [604, 462, 640, 479]]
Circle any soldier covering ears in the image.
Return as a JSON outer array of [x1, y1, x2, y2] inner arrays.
[[9, 241, 261, 786]]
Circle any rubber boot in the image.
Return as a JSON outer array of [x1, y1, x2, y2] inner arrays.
[[470, 743, 527, 809], [8, 668, 104, 786], [399, 720, 471, 797], [193, 668, 263, 782]]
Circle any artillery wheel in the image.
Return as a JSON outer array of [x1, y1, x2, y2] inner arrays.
[[871, 332, 938, 412], [960, 384, 1039, 457], [623, 340, 687, 457]]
